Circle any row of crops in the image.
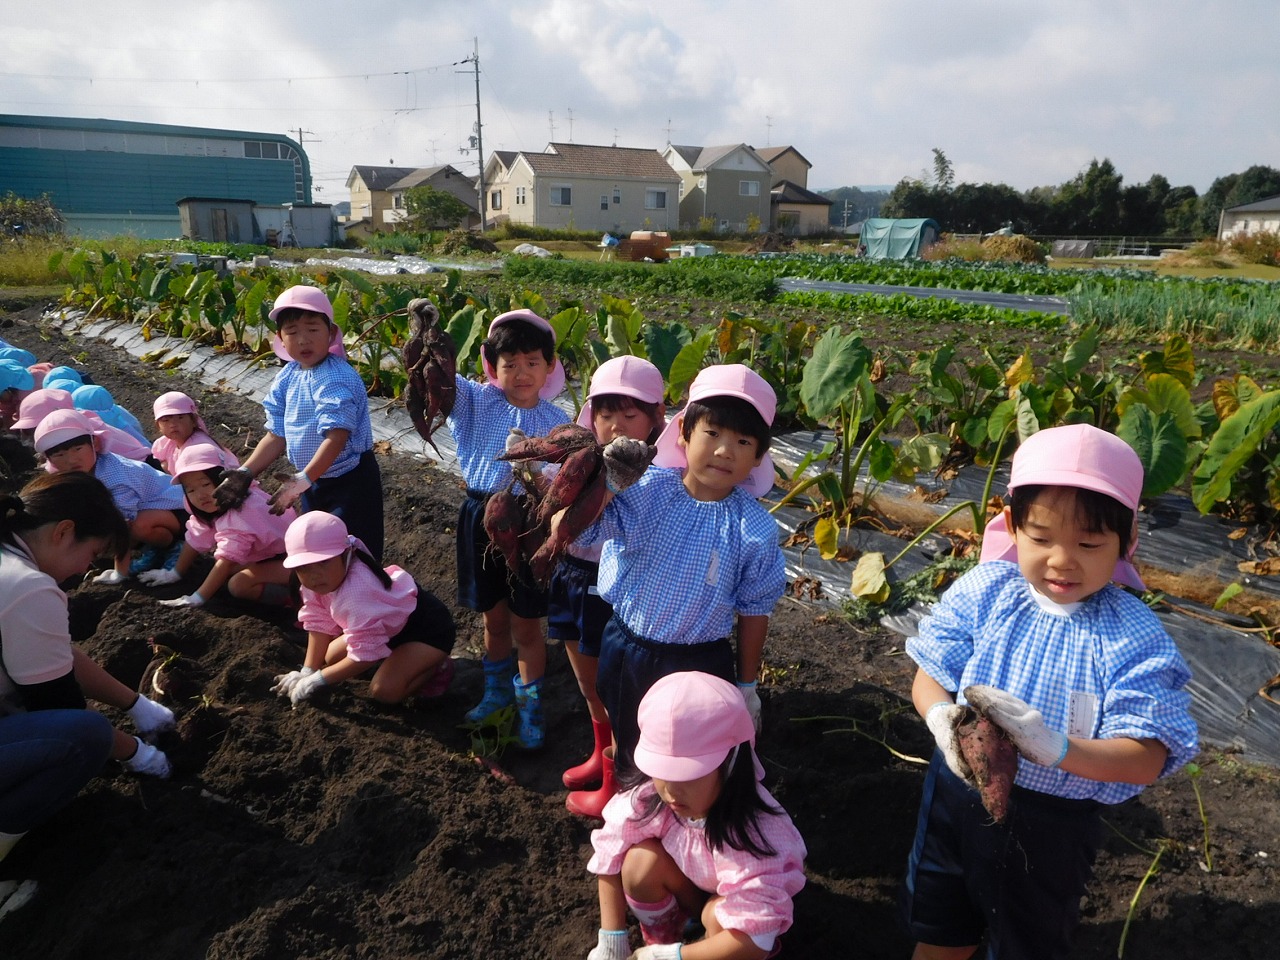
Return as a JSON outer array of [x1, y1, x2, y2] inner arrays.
[[51, 247, 1280, 542]]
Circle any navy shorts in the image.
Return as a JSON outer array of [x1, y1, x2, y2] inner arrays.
[[386, 586, 456, 654], [595, 614, 734, 779], [546, 555, 613, 654], [302, 450, 384, 562], [900, 751, 1103, 959], [455, 491, 548, 619]]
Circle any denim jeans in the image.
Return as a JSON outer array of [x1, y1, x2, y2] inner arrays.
[[0, 710, 113, 833]]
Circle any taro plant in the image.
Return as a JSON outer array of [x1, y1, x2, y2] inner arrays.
[[908, 342, 1009, 462], [1190, 381, 1280, 521]]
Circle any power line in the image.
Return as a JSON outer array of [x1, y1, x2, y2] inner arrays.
[[0, 63, 456, 85]]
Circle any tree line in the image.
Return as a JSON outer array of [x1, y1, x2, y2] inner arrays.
[[823, 152, 1280, 239]]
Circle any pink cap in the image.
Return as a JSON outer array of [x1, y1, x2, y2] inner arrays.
[[480, 309, 566, 401], [154, 390, 209, 433], [171, 442, 236, 483], [652, 364, 776, 497], [12, 388, 74, 430], [33, 408, 100, 454], [980, 424, 1145, 589], [268, 285, 334, 324], [634, 672, 759, 782], [282, 511, 355, 568], [575, 355, 665, 429]]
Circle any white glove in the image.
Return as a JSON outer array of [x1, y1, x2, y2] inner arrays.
[[270, 666, 316, 698], [139, 568, 182, 586], [628, 946, 681, 960], [965, 685, 1069, 768], [925, 701, 976, 785], [121, 737, 172, 779], [586, 929, 630, 960], [159, 592, 205, 608], [289, 669, 327, 707], [602, 437, 654, 494], [128, 694, 176, 737], [736, 680, 762, 733], [93, 568, 128, 585], [268, 471, 311, 515], [504, 427, 528, 454]]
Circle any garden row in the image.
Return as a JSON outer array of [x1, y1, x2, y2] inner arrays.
[[52, 249, 1280, 545]]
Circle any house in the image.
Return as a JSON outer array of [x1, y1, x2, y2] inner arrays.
[[384, 164, 480, 230], [482, 142, 680, 233], [0, 114, 309, 238], [1218, 194, 1280, 241], [662, 143, 773, 233], [345, 165, 417, 234], [756, 145, 831, 235]]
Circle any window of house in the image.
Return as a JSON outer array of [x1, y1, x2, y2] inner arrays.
[[645, 189, 667, 210], [243, 141, 261, 158], [601, 195, 609, 211], [550, 185, 572, 206], [393, 194, 403, 210], [612, 188, 621, 205], [739, 180, 760, 197], [516, 186, 527, 206], [679, 181, 685, 199], [491, 190, 502, 211]]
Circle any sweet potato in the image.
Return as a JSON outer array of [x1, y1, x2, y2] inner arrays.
[[403, 298, 456, 455], [955, 708, 1018, 823], [497, 423, 597, 463], [482, 487, 524, 572], [529, 470, 609, 586], [535, 444, 602, 527]]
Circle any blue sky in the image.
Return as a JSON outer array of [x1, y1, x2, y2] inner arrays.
[[3, 0, 1277, 201]]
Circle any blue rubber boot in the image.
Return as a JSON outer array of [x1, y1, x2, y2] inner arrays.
[[464, 656, 515, 723], [512, 675, 545, 750]]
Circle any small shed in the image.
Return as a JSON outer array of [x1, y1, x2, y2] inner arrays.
[[1218, 194, 1280, 241], [860, 217, 940, 259], [177, 197, 255, 244]]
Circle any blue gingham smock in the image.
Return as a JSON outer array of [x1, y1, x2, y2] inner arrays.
[[907, 560, 1199, 804], [91, 451, 185, 521], [263, 355, 373, 480], [581, 467, 786, 644], [446, 374, 570, 493]]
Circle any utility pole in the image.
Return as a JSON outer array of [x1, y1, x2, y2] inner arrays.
[[293, 129, 318, 202], [460, 38, 486, 233]]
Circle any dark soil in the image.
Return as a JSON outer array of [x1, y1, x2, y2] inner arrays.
[[0, 302, 1277, 960]]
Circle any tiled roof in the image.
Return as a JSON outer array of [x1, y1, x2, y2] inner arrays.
[[349, 165, 418, 190], [756, 145, 812, 168], [770, 179, 832, 205], [517, 143, 679, 180], [1225, 193, 1280, 213]]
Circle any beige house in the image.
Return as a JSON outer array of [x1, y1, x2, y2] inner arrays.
[[345, 165, 417, 233], [756, 145, 831, 235], [482, 143, 681, 233], [662, 143, 772, 233], [756, 145, 812, 189], [1218, 194, 1280, 241], [385, 164, 480, 230]]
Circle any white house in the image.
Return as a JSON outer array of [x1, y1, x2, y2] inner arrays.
[[1218, 194, 1280, 241]]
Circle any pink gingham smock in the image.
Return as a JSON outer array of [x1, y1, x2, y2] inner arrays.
[[297, 554, 418, 663], [588, 782, 807, 952], [184, 486, 293, 565]]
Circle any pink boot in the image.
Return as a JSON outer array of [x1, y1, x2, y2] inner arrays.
[[563, 718, 612, 789], [566, 746, 617, 819]]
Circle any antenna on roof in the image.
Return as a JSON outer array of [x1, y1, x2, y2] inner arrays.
[[664, 117, 673, 146], [567, 108, 574, 143], [548, 110, 556, 141], [612, 128, 618, 148], [764, 115, 772, 146]]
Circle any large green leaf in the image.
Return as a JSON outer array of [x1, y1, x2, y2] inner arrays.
[[667, 334, 714, 402], [799, 328, 870, 421], [1117, 405, 1190, 498], [1191, 390, 1280, 512], [643, 322, 691, 382]]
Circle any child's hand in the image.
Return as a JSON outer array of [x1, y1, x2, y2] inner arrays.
[[586, 929, 629, 960], [628, 945, 681, 960], [213, 466, 253, 509], [92, 568, 129, 585], [128, 694, 176, 738], [925, 701, 977, 786], [602, 437, 655, 493], [289, 670, 328, 707], [159, 592, 205, 608], [139, 568, 182, 586], [268, 471, 311, 515], [270, 666, 315, 698], [736, 680, 762, 733], [121, 738, 172, 779], [965, 685, 1069, 768]]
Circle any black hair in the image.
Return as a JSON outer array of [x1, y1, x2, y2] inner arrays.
[[591, 393, 664, 444], [622, 743, 783, 858], [44, 434, 93, 457], [1008, 483, 1134, 558], [680, 396, 771, 455], [182, 466, 227, 525], [349, 543, 394, 589], [0, 471, 129, 557], [274, 307, 331, 330], [481, 319, 555, 368]]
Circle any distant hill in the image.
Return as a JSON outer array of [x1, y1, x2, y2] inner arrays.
[[818, 185, 891, 227]]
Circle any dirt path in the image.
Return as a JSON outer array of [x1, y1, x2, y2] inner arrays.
[[0, 304, 1276, 959]]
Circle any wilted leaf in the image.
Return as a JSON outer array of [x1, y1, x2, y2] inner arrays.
[[814, 516, 839, 561], [850, 551, 890, 602], [1237, 558, 1280, 577]]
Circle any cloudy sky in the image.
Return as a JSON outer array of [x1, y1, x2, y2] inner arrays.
[[4, 0, 1278, 201]]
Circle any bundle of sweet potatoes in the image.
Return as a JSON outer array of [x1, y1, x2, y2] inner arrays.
[[483, 425, 654, 586]]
